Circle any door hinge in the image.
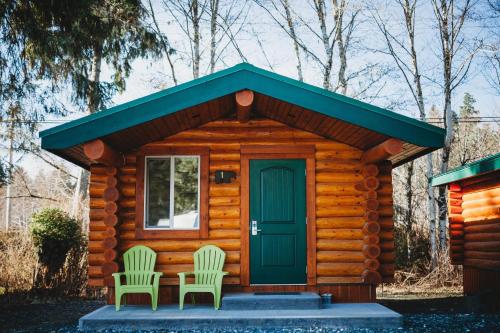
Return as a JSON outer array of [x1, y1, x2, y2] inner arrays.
[[306, 266, 308, 274], [305, 217, 308, 224], [305, 169, 307, 176]]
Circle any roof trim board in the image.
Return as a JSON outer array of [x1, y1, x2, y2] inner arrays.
[[431, 153, 500, 186], [40, 63, 445, 151]]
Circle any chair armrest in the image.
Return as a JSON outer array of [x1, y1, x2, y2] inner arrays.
[[177, 272, 194, 286], [152, 272, 163, 286], [112, 272, 125, 287]]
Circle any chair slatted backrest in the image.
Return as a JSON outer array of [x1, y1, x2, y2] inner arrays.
[[193, 245, 226, 285], [123, 245, 157, 286]]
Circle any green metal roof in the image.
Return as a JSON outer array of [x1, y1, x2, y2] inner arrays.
[[431, 153, 500, 186], [40, 62, 445, 150]]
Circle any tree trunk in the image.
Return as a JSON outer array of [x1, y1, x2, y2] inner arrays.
[[192, 0, 201, 79], [405, 161, 414, 262], [209, 0, 219, 74], [332, 0, 347, 94], [427, 154, 437, 267], [283, 0, 303, 81], [3, 116, 14, 231], [313, 0, 333, 89]]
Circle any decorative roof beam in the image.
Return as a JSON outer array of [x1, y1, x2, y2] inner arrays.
[[83, 139, 124, 167], [235, 90, 254, 123], [361, 139, 403, 164]]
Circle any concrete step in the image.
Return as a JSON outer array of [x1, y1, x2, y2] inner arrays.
[[221, 292, 321, 310]]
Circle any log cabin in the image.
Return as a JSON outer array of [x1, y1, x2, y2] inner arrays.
[[40, 63, 445, 304], [432, 153, 500, 297]]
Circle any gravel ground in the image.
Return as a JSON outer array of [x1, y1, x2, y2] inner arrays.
[[1, 297, 499, 333]]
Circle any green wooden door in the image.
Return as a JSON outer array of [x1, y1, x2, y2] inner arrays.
[[249, 159, 307, 284]]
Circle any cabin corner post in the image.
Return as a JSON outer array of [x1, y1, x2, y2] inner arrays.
[[377, 161, 395, 283], [358, 164, 382, 285], [448, 183, 464, 265], [102, 166, 120, 287]]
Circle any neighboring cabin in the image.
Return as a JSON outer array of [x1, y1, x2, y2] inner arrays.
[[40, 63, 445, 304], [432, 153, 500, 297]]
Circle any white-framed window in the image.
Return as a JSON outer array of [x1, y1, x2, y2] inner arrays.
[[144, 156, 200, 230]]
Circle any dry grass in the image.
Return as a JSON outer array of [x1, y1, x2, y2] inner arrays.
[[379, 250, 463, 298], [0, 230, 101, 300]]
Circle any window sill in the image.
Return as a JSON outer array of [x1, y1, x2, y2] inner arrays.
[[135, 228, 203, 240]]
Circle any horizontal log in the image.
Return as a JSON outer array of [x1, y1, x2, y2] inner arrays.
[[88, 253, 105, 266], [363, 244, 381, 259], [464, 217, 500, 225], [464, 250, 500, 260], [120, 239, 241, 252], [317, 239, 364, 251], [363, 235, 380, 245], [316, 195, 364, 207], [118, 174, 136, 184], [462, 206, 500, 220], [380, 240, 395, 251], [156, 263, 240, 278], [84, 139, 124, 167], [317, 263, 365, 276], [102, 262, 119, 276], [462, 196, 500, 210], [209, 219, 240, 229], [209, 206, 240, 219], [361, 164, 379, 177], [316, 183, 363, 196], [315, 142, 360, 151], [89, 209, 106, 220], [209, 152, 241, 161], [364, 258, 380, 271], [119, 199, 135, 208], [464, 258, 500, 270], [316, 251, 365, 263], [155, 251, 240, 265], [208, 229, 240, 239], [316, 217, 365, 229], [363, 222, 380, 235], [102, 237, 118, 249], [88, 266, 102, 277], [103, 187, 120, 202], [364, 190, 377, 200], [379, 218, 394, 230], [316, 160, 362, 172], [449, 223, 464, 230], [462, 188, 500, 202], [361, 139, 403, 164], [316, 276, 363, 284], [119, 185, 135, 197], [209, 161, 240, 173], [88, 278, 105, 287], [379, 231, 393, 240], [316, 228, 364, 240], [316, 172, 363, 183], [209, 196, 240, 206], [465, 233, 500, 242], [362, 269, 382, 284], [465, 223, 500, 234], [449, 214, 465, 223], [209, 184, 240, 197], [379, 251, 395, 263], [316, 206, 365, 218], [464, 241, 500, 251], [315, 150, 363, 160], [379, 263, 395, 276]]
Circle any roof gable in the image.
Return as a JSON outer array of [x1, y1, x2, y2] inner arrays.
[[39, 63, 445, 167], [431, 153, 500, 186]]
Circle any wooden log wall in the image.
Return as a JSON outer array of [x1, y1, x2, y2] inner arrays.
[[88, 119, 396, 294], [377, 161, 395, 283], [459, 173, 500, 271], [88, 165, 121, 286], [449, 184, 464, 264]]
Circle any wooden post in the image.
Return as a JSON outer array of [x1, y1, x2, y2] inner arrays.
[[361, 139, 403, 164], [235, 90, 254, 123], [84, 139, 124, 167]]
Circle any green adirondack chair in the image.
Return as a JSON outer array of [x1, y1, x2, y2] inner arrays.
[[112, 245, 163, 311], [178, 245, 228, 310]]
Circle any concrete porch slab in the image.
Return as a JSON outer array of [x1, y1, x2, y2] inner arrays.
[[79, 303, 402, 331], [222, 292, 321, 310]]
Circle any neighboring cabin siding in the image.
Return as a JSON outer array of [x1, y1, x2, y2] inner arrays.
[[87, 119, 395, 290]]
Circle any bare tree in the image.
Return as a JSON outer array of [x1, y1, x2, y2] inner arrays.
[[432, 0, 478, 250], [372, 0, 438, 265]]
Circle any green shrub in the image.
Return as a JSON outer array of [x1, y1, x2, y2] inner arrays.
[[30, 208, 81, 276]]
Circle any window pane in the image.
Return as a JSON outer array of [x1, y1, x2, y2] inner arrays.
[[146, 158, 171, 228], [173, 157, 199, 229]]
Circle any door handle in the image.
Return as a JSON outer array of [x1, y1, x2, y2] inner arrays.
[[251, 220, 261, 235]]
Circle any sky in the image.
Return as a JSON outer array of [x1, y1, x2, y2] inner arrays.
[[17, 0, 500, 177]]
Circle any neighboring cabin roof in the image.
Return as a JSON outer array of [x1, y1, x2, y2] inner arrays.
[[431, 153, 500, 186], [39, 63, 445, 168]]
